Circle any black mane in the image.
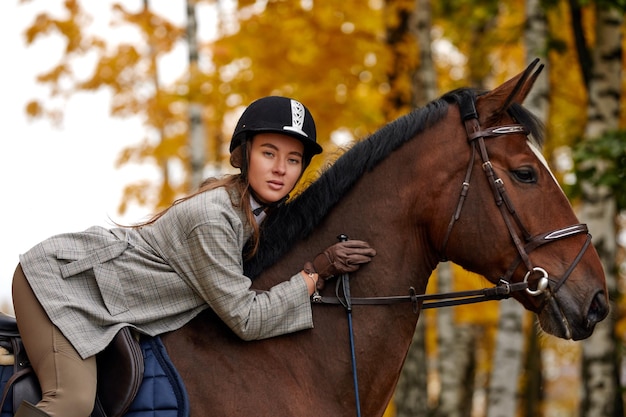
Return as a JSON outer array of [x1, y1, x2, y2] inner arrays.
[[244, 89, 544, 278]]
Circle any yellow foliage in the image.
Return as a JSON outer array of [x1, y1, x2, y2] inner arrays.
[[544, 2, 588, 156], [24, 13, 55, 45], [208, 0, 390, 154], [25, 100, 43, 118]]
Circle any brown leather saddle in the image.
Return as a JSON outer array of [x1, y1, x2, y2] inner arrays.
[[0, 313, 144, 417]]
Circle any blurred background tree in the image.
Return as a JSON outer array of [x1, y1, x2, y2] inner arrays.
[[20, 0, 626, 416]]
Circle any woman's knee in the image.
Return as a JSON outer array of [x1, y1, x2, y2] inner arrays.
[[39, 344, 97, 417], [39, 390, 95, 417], [39, 358, 97, 417]]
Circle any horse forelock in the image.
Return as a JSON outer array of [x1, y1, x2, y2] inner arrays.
[[508, 102, 545, 148]]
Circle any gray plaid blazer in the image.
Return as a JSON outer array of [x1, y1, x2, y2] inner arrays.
[[19, 187, 313, 358]]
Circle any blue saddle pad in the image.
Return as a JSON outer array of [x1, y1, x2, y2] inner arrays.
[[0, 336, 189, 417], [124, 336, 190, 417], [0, 364, 14, 417]]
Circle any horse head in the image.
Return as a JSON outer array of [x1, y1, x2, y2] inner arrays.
[[436, 59, 608, 340]]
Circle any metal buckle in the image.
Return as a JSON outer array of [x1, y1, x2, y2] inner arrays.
[[524, 267, 549, 296]]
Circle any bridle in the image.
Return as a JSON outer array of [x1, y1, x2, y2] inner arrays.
[[313, 95, 594, 417], [439, 94, 592, 300], [313, 95, 593, 310]]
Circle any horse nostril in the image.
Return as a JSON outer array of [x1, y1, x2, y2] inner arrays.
[[587, 292, 609, 328]]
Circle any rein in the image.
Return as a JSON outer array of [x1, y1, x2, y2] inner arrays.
[[313, 279, 529, 310]]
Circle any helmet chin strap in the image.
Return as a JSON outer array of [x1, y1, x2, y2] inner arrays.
[[240, 138, 249, 179]]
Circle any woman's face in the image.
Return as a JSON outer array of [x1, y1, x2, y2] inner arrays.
[[247, 133, 305, 204]]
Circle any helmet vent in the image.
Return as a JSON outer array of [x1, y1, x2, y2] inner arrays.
[[283, 99, 308, 137]]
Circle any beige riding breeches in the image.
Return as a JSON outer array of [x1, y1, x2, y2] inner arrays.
[[12, 264, 97, 417]]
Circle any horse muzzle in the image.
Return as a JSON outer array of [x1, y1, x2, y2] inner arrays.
[[538, 287, 608, 340]]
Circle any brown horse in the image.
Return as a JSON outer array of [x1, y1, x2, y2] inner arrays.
[[161, 60, 608, 416]]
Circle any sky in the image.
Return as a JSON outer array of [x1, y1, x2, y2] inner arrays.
[[0, 1, 205, 312]]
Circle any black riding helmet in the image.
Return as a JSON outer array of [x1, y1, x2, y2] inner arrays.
[[229, 96, 323, 170]]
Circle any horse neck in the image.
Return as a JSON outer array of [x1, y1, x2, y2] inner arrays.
[[250, 120, 467, 415], [299, 132, 458, 411], [317, 120, 463, 285], [321, 169, 437, 287]]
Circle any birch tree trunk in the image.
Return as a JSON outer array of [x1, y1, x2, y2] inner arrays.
[[143, 0, 174, 207], [579, 4, 623, 417], [186, 0, 206, 191], [487, 299, 524, 417], [486, 299, 526, 417], [394, 319, 429, 417], [412, 0, 436, 108], [433, 262, 476, 417], [393, 1, 436, 414], [523, 0, 549, 119], [486, 2, 549, 416]]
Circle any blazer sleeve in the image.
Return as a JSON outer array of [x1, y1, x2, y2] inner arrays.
[[168, 210, 313, 341]]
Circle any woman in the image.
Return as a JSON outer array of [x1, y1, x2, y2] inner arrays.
[[12, 96, 376, 417]]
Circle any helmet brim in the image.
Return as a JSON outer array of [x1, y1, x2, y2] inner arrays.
[[230, 128, 323, 156]]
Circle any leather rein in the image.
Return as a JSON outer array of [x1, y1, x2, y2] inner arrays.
[[313, 96, 592, 311]]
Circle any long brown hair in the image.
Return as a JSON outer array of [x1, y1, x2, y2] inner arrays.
[[132, 144, 263, 258]]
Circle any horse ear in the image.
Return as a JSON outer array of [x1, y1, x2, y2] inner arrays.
[[478, 58, 544, 122]]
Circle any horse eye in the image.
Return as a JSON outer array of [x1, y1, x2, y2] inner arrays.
[[512, 168, 537, 183]]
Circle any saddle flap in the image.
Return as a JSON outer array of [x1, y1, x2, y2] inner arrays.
[[0, 314, 20, 338], [95, 327, 144, 417], [0, 333, 42, 414]]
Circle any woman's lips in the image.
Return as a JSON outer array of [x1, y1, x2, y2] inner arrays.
[[267, 180, 284, 190]]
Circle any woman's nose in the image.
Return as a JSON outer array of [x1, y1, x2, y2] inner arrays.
[[273, 158, 286, 174]]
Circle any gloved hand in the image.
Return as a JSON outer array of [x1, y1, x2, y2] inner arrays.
[[311, 240, 377, 280]]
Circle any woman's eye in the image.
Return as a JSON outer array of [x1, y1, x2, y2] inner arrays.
[[512, 168, 537, 183]]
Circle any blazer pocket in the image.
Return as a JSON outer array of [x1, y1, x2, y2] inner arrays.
[[55, 242, 131, 316], [93, 264, 130, 316], [57, 249, 87, 279]]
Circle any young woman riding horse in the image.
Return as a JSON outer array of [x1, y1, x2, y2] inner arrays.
[[11, 96, 376, 417], [11, 60, 608, 417], [159, 60, 608, 416]]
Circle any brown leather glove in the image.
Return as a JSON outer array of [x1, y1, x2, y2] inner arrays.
[[311, 240, 376, 280]]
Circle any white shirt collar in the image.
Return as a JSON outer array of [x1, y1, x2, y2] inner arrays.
[[250, 196, 267, 225]]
